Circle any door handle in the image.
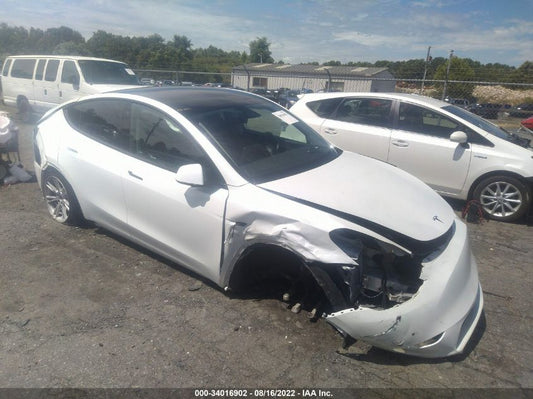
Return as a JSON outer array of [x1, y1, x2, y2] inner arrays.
[[391, 140, 409, 148], [128, 170, 143, 181], [323, 127, 337, 135]]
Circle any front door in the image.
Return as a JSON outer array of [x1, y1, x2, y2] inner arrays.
[[387, 101, 471, 195], [122, 103, 228, 283]]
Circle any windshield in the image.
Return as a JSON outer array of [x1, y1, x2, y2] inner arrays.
[[443, 105, 511, 140], [180, 97, 339, 183], [78, 60, 140, 85]]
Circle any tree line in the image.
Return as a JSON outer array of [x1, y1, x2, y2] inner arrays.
[[1, 23, 531, 85]]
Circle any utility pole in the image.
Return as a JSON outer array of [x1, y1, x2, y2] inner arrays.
[[442, 49, 454, 101], [420, 46, 431, 95]]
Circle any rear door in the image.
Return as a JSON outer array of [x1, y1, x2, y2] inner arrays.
[[60, 98, 131, 232], [35, 59, 61, 110], [317, 97, 393, 161], [387, 101, 471, 195]]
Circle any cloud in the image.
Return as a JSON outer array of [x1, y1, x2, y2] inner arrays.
[[0, 0, 530, 66]]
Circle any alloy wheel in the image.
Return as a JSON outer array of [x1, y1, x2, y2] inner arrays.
[[479, 180, 522, 219], [44, 175, 71, 223]]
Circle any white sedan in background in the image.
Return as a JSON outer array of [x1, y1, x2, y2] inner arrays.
[[33, 87, 482, 358], [291, 92, 533, 222]]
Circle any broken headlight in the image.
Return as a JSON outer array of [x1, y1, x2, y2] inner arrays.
[[329, 229, 423, 309]]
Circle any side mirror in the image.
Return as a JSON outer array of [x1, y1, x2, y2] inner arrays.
[[450, 131, 468, 144], [176, 163, 204, 186], [71, 75, 80, 90]]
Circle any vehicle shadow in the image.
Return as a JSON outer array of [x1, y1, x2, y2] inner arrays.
[[89, 224, 221, 291]]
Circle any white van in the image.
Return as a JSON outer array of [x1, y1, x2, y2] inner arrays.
[[1, 55, 141, 119]]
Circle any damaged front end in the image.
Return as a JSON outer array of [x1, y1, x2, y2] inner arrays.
[[221, 182, 482, 359], [322, 220, 483, 358], [311, 228, 426, 312]]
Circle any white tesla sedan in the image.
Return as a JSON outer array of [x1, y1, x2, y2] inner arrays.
[[33, 87, 483, 358], [291, 92, 533, 222]]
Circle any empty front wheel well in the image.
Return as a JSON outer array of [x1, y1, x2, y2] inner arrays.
[[227, 244, 330, 311]]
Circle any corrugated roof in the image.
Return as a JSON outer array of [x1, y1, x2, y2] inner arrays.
[[233, 63, 391, 77]]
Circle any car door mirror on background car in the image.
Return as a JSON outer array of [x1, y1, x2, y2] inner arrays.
[[70, 75, 80, 90], [450, 131, 468, 144], [175, 163, 204, 186]]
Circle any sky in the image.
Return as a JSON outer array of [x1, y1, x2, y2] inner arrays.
[[1, 0, 532, 67]]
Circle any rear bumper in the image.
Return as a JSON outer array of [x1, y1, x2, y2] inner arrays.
[[326, 220, 483, 358]]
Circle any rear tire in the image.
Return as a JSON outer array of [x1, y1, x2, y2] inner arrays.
[[42, 170, 83, 225], [473, 175, 530, 222]]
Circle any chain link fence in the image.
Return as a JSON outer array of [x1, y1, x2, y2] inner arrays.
[[134, 68, 533, 130]]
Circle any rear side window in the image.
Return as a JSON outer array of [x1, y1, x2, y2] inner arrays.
[[333, 98, 393, 128], [2, 59, 12, 76], [64, 99, 131, 152], [306, 98, 343, 118], [35, 59, 46, 80], [44, 60, 60, 82], [64, 99, 205, 173], [11, 59, 36, 79]]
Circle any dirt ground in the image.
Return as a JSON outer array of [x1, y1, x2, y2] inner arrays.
[[0, 105, 532, 394]]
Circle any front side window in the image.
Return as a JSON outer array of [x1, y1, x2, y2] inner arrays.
[[129, 104, 204, 171], [45, 60, 60, 82], [61, 61, 80, 85], [398, 102, 463, 139], [333, 98, 393, 128], [2, 59, 12, 76], [11, 59, 36, 79]]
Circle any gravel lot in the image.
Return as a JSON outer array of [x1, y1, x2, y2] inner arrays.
[[0, 105, 532, 395]]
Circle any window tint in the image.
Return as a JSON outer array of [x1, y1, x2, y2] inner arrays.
[[35, 59, 46, 80], [398, 102, 463, 138], [129, 103, 204, 171], [45, 60, 60, 82], [333, 98, 392, 127], [333, 98, 392, 128], [2, 59, 12, 76], [78, 60, 138, 85], [11, 59, 36, 79], [61, 61, 80, 84], [184, 101, 338, 183], [64, 99, 131, 151], [307, 98, 343, 118], [64, 100, 204, 172]]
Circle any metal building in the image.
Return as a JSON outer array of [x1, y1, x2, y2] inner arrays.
[[231, 63, 396, 92]]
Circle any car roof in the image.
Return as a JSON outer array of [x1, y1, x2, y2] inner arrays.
[[299, 92, 449, 109], [6, 55, 127, 64], [112, 86, 268, 110]]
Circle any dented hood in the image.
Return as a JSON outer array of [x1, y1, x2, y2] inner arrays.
[[258, 151, 455, 247]]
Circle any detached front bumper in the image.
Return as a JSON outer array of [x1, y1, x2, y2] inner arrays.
[[326, 220, 483, 358]]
